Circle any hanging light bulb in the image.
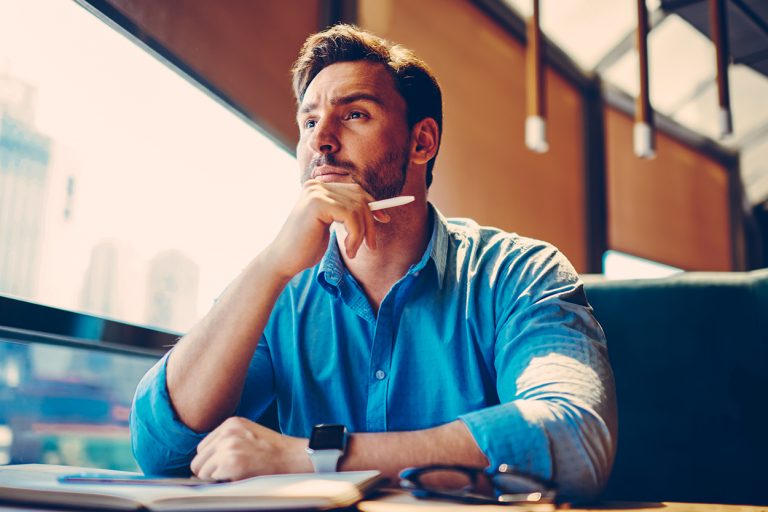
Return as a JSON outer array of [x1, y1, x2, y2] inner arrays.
[[634, 0, 656, 158], [525, 0, 549, 153]]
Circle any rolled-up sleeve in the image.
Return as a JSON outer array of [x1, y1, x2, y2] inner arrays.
[[130, 352, 205, 475], [460, 243, 617, 502], [130, 339, 276, 475]]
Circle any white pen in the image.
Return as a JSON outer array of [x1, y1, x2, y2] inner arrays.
[[332, 195, 415, 233], [368, 195, 415, 211]]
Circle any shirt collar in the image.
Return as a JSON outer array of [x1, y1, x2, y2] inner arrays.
[[317, 230, 344, 295], [430, 204, 449, 288], [316, 202, 449, 293]]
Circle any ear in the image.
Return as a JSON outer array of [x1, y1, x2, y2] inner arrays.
[[409, 117, 440, 166]]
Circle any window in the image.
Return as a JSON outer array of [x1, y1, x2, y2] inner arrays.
[[0, 0, 298, 333], [0, 332, 157, 469]]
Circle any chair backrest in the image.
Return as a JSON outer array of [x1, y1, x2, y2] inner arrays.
[[584, 270, 768, 505]]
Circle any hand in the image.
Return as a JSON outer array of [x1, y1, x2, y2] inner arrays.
[[263, 180, 390, 280], [191, 417, 311, 481]]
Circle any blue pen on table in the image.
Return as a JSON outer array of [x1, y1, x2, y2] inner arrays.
[[57, 473, 226, 486]]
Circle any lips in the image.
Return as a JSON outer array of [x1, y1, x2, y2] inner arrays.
[[313, 173, 351, 183], [311, 166, 350, 180]]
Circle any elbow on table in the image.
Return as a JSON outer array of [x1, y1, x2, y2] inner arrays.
[[553, 412, 617, 503], [131, 439, 194, 477], [130, 418, 195, 477]]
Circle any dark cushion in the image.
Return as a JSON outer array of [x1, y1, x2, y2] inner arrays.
[[585, 270, 768, 505]]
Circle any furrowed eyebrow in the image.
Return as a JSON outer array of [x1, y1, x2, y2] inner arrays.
[[298, 92, 384, 116], [331, 93, 384, 108], [298, 102, 317, 115]]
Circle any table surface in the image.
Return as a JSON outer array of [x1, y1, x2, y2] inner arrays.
[[0, 488, 766, 512], [357, 490, 768, 512]]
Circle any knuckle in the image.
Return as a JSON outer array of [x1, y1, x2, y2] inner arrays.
[[219, 426, 240, 437], [221, 437, 241, 451], [222, 416, 240, 427], [228, 416, 247, 427], [306, 188, 324, 201]]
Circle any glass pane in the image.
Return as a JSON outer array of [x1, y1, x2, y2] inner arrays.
[[645, 15, 714, 115], [601, 46, 640, 96], [674, 65, 768, 146], [0, 336, 157, 469], [602, 14, 715, 115], [0, 0, 297, 333], [502, 0, 660, 71]]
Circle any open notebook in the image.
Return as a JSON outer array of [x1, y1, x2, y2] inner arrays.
[[0, 464, 382, 511]]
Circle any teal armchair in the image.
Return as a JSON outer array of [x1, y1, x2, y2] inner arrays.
[[584, 270, 768, 505]]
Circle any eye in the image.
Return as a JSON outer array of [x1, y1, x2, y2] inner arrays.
[[304, 119, 317, 129], [346, 111, 367, 120]]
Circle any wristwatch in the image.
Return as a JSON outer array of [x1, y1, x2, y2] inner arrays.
[[306, 424, 347, 473]]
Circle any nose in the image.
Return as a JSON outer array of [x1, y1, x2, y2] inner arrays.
[[308, 116, 340, 155]]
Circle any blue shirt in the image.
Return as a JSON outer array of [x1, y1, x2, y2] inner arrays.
[[131, 205, 617, 499]]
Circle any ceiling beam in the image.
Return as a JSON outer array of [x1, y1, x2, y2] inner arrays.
[[661, 0, 706, 9], [731, 0, 768, 40]]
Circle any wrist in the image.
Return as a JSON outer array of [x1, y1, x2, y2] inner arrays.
[[306, 424, 348, 473], [256, 246, 295, 284], [282, 436, 312, 474]]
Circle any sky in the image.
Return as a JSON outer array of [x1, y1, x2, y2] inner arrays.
[[0, 0, 298, 329]]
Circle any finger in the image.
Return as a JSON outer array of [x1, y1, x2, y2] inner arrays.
[[209, 465, 230, 483], [373, 211, 391, 223], [323, 182, 372, 195], [319, 199, 362, 258], [353, 206, 369, 257], [343, 207, 366, 258], [191, 448, 214, 476], [197, 428, 222, 453], [362, 205, 377, 250], [192, 434, 227, 476], [196, 457, 219, 481], [322, 182, 377, 209]]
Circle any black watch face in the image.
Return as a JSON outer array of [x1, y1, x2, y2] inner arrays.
[[309, 424, 346, 450]]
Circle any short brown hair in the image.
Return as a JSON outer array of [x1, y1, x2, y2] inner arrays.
[[291, 24, 442, 188]]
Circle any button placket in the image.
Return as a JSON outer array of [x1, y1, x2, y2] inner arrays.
[[365, 294, 396, 432]]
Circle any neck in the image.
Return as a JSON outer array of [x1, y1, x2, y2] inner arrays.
[[336, 200, 432, 312]]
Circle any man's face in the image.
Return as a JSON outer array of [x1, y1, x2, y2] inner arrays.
[[296, 60, 411, 200]]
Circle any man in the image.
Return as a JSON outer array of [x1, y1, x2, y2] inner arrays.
[[131, 24, 617, 500]]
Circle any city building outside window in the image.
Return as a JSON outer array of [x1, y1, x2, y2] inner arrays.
[[0, 0, 297, 470]]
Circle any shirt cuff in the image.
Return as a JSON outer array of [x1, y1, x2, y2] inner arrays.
[[130, 352, 206, 475], [459, 400, 553, 481]]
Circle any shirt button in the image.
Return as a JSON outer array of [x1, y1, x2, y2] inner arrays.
[[375, 370, 386, 380]]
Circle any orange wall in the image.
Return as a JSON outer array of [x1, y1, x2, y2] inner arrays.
[[605, 106, 735, 270], [358, 0, 589, 271]]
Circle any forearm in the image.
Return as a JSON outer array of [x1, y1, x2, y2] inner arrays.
[[339, 421, 488, 480], [167, 248, 290, 433]]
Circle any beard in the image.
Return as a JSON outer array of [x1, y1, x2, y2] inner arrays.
[[301, 140, 411, 201]]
